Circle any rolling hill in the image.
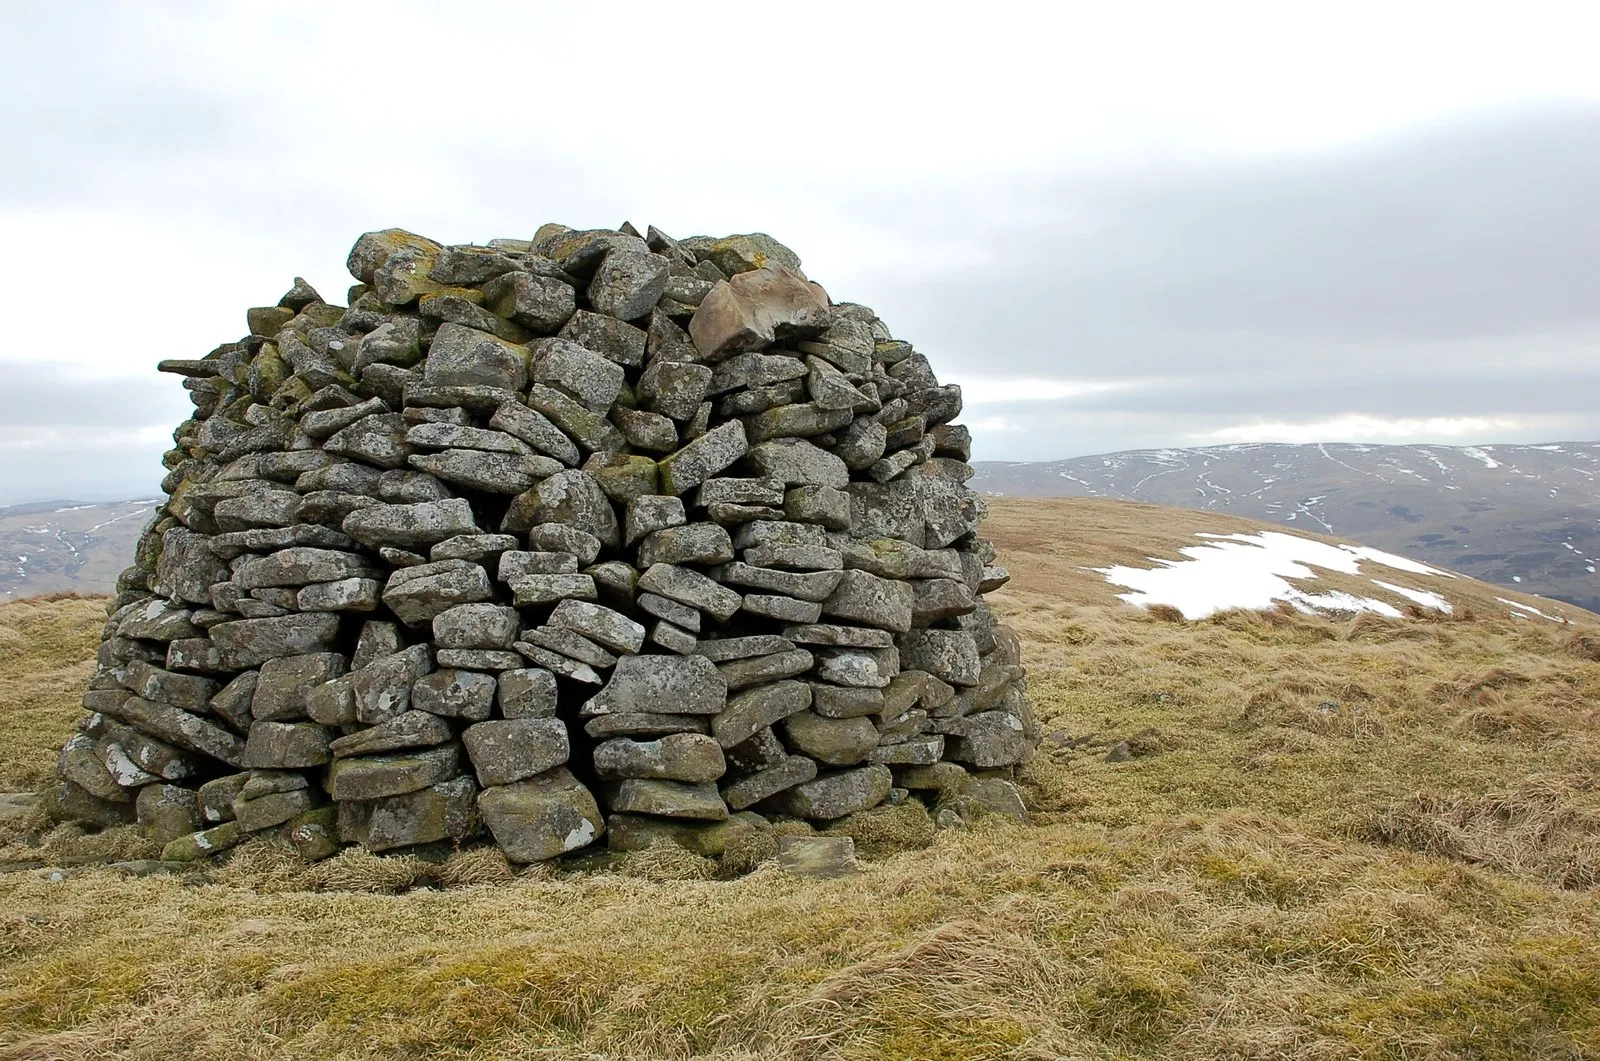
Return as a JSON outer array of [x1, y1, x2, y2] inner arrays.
[[972, 441, 1600, 613], [0, 500, 159, 602]]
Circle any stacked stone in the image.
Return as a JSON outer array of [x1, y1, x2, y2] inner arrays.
[[48, 224, 1036, 866]]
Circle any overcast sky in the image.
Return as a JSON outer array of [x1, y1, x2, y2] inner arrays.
[[3, 1, 1599, 502]]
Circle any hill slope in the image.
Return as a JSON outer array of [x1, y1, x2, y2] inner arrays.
[[0, 501, 158, 602], [972, 441, 1600, 612], [2, 498, 1598, 1060]]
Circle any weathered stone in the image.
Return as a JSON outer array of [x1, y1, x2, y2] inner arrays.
[[610, 406, 679, 452], [423, 323, 529, 391], [658, 419, 749, 495], [688, 264, 829, 360], [526, 524, 604, 564], [510, 573, 598, 606], [814, 649, 894, 688], [243, 721, 335, 768], [477, 767, 604, 862], [783, 711, 879, 766], [717, 649, 814, 692], [871, 734, 944, 765], [514, 642, 602, 684], [382, 560, 493, 626], [343, 775, 479, 852], [411, 668, 498, 721], [161, 821, 242, 862], [297, 578, 382, 612], [783, 623, 897, 648], [741, 594, 823, 623], [431, 534, 520, 563], [502, 469, 620, 547], [489, 401, 582, 467], [326, 743, 463, 801], [122, 660, 219, 713], [582, 653, 725, 716], [812, 684, 885, 719], [463, 718, 570, 786], [745, 401, 854, 443], [777, 834, 860, 878], [527, 384, 627, 455], [252, 653, 347, 721], [637, 563, 742, 620], [746, 438, 850, 488], [328, 711, 454, 757], [606, 809, 769, 856], [958, 776, 1029, 822], [584, 453, 660, 503], [694, 635, 794, 662], [638, 592, 700, 633], [498, 668, 558, 718], [948, 710, 1029, 768], [234, 787, 316, 832], [625, 494, 687, 546], [897, 629, 981, 687], [588, 244, 669, 320], [593, 733, 725, 783], [718, 562, 842, 601], [113, 697, 245, 766], [136, 784, 202, 845], [433, 603, 521, 649], [766, 764, 893, 820], [637, 522, 733, 567], [531, 338, 627, 411], [153, 529, 231, 605], [409, 449, 561, 494], [482, 270, 577, 332], [560, 310, 647, 367], [343, 498, 481, 549], [543, 599, 644, 655], [57, 734, 127, 801], [435, 648, 525, 671], [711, 679, 810, 748], [648, 619, 696, 654], [606, 779, 728, 821], [520, 626, 616, 668]]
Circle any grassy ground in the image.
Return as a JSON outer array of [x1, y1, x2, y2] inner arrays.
[[2, 499, 1599, 1059]]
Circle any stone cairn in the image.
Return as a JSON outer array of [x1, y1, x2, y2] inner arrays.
[[48, 224, 1036, 867]]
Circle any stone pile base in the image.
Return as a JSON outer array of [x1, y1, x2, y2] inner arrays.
[[49, 223, 1037, 867]]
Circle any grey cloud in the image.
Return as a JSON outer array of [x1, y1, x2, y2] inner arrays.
[[857, 104, 1600, 383]]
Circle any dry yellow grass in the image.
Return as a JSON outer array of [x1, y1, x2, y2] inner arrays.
[[2, 498, 1599, 1059]]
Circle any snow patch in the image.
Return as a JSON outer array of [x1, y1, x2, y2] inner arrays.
[[1094, 530, 1448, 620], [1370, 580, 1452, 614], [1461, 447, 1501, 469], [1496, 597, 1563, 623]]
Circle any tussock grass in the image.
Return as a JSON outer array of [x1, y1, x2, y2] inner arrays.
[[2, 499, 1600, 1058]]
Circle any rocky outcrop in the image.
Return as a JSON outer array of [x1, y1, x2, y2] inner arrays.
[[50, 223, 1035, 866]]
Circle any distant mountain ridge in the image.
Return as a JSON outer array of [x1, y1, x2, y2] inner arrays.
[[971, 441, 1600, 612], [0, 500, 158, 600]]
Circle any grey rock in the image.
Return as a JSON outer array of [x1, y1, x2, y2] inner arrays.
[[352, 621, 404, 670], [711, 679, 811, 748], [560, 308, 647, 367], [57, 734, 126, 801], [718, 562, 842, 602], [694, 635, 794, 662], [326, 743, 463, 801], [894, 760, 968, 791], [785, 485, 851, 529], [741, 594, 823, 623], [582, 653, 725, 716], [513, 642, 603, 684], [745, 401, 854, 443], [153, 529, 231, 605], [502, 469, 620, 548], [783, 711, 878, 766], [871, 734, 944, 765], [351, 645, 433, 725], [606, 779, 728, 821], [765, 764, 893, 821], [897, 629, 981, 687], [408, 449, 562, 494], [463, 717, 570, 786], [405, 422, 533, 454], [637, 523, 734, 567], [639, 360, 713, 421], [323, 413, 413, 469], [721, 755, 820, 810], [233, 788, 316, 832], [423, 323, 529, 391], [328, 711, 454, 757], [583, 712, 709, 738], [948, 711, 1029, 768], [745, 438, 850, 488], [435, 648, 525, 671], [433, 604, 521, 649], [776, 835, 862, 879], [822, 569, 914, 633], [121, 660, 219, 713], [498, 668, 558, 718], [593, 733, 725, 783], [489, 401, 582, 467], [510, 574, 598, 606], [530, 338, 626, 411], [638, 592, 700, 632], [136, 784, 201, 845], [343, 498, 481, 549], [208, 614, 341, 669], [724, 727, 789, 773], [481, 270, 576, 332], [526, 524, 604, 565], [378, 469, 454, 503], [649, 620, 697, 654], [477, 767, 605, 862], [430, 533, 521, 563], [610, 406, 679, 452], [741, 543, 843, 571], [783, 623, 896, 648], [297, 577, 382, 612], [519, 626, 617, 668], [499, 551, 581, 580], [242, 720, 335, 769], [709, 352, 808, 394], [252, 652, 347, 721], [812, 684, 885, 719], [958, 776, 1029, 822], [547, 599, 646, 655], [343, 775, 479, 852], [637, 563, 742, 620], [588, 245, 669, 320], [625, 494, 687, 546], [527, 383, 627, 455], [411, 668, 498, 721], [657, 420, 748, 495], [382, 560, 492, 626], [815, 649, 893, 688]]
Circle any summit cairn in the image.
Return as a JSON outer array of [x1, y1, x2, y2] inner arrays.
[[49, 224, 1037, 867]]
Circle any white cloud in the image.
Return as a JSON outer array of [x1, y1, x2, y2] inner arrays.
[[1189, 414, 1551, 444], [950, 378, 1138, 403]]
